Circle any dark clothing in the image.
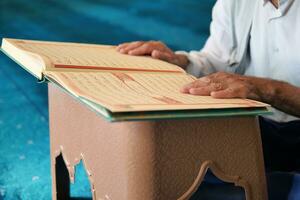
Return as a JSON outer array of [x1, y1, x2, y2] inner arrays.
[[259, 117, 300, 172]]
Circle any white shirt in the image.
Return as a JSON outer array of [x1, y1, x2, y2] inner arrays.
[[178, 0, 300, 122]]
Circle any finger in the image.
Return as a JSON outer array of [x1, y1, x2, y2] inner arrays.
[[211, 88, 236, 99], [128, 43, 156, 55], [189, 87, 211, 96], [197, 76, 211, 84], [180, 81, 198, 93], [119, 41, 144, 54], [181, 82, 207, 93], [180, 86, 191, 93], [151, 50, 174, 62], [188, 82, 225, 95], [180, 79, 211, 93], [116, 42, 130, 51]]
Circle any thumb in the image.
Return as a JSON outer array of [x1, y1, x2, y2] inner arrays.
[[211, 88, 235, 99], [151, 50, 176, 64]]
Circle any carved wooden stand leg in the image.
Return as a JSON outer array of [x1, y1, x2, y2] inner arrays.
[[48, 83, 268, 200], [171, 118, 268, 200]]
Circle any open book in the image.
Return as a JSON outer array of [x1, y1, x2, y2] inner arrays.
[[1, 38, 270, 121]]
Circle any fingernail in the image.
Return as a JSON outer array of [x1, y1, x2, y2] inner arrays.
[[189, 88, 195, 94], [180, 88, 188, 93], [210, 91, 220, 98], [152, 51, 158, 57]]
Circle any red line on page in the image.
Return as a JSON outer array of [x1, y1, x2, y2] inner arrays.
[[54, 64, 182, 73]]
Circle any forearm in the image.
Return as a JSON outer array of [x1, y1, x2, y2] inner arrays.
[[254, 78, 300, 117]]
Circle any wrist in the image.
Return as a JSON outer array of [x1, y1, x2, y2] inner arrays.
[[254, 78, 284, 104], [176, 54, 189, 69]]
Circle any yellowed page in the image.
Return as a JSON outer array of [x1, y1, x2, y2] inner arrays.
[[6, 39, 184, 73], [45, 71, 268, 112], [1, 38, 47, 79]]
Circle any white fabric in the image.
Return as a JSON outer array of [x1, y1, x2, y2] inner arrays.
[[177, 0, 300, 122]]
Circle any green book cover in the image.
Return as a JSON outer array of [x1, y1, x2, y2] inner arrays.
[[82, 97, 271, 122]]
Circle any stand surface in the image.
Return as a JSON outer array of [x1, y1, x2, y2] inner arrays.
[[48, 83, 268, 200]]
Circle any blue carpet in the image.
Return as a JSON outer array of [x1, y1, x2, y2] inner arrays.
[[0, 0, 299, 199]]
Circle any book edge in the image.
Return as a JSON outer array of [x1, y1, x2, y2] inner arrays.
[[1, 38, 47, 80]]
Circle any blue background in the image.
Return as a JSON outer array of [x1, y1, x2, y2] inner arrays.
[[0, 0, 299, 199]]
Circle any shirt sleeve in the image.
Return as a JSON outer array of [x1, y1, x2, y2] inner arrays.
[[176, 0, 236, 77]]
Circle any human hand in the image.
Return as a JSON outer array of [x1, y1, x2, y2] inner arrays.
[[182, 72, 300, 117], [116, 41, 189, 68], [181, 72, 262, 100]]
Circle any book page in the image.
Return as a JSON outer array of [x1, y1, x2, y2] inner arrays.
[[7, 39, 184, 73], [1, 38, 46, 79], [45, 71, 267, 112]]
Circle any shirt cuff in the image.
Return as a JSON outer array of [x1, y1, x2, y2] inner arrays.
[[175, 51, 204, 77]]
